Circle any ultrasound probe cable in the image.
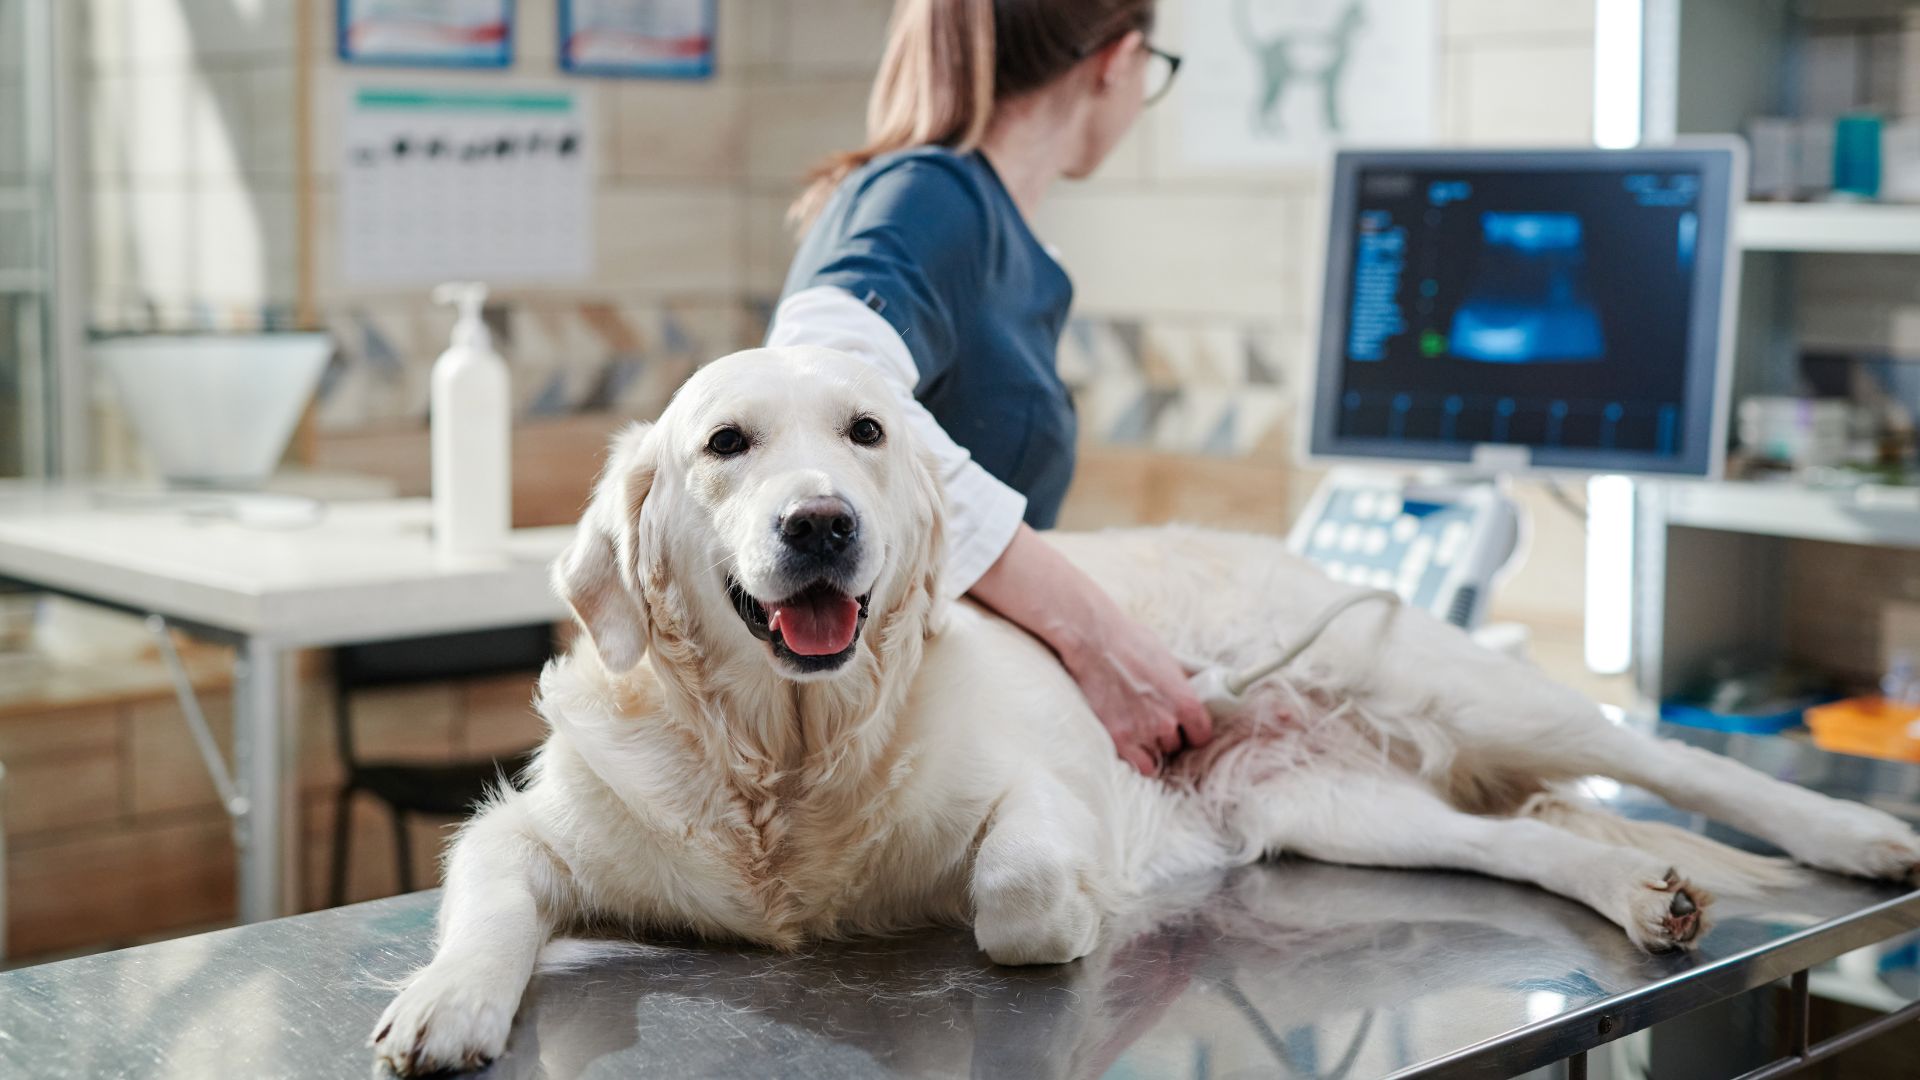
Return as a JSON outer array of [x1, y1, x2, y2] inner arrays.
[[1187, 589, 1404, 718]]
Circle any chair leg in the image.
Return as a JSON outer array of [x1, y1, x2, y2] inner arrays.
[[392, 807, 415, 895], [328, 785, 356, 909]]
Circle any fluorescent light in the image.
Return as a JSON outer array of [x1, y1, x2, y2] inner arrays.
[[1584, 475, 1635, 674], [1594, 0, 1644, 148]]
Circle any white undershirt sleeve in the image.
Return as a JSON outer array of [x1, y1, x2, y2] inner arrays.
[[767, 285, 1026, 599]]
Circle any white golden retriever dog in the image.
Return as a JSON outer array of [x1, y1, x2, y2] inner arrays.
[[374, 347, 1920, 1075]]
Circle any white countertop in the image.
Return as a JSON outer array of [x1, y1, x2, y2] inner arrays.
[[0, 485, 571, 646]]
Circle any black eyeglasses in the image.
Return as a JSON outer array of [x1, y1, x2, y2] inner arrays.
[[1143, 43, 1182, 106]]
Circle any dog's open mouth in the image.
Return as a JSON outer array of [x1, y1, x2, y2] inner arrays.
[[727, 577, 871, 670]]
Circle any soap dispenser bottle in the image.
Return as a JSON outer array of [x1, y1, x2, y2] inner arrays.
[[430, 282, 511, 558]]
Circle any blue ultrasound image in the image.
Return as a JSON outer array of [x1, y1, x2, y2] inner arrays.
[[1449, 212, 1604, 363], [1337, 168, 1702, 457]]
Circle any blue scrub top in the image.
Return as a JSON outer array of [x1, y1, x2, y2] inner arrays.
[[777, 146, 1078, 528]]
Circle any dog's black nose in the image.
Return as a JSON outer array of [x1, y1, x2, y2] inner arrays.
[[779, 496, 859, 558]]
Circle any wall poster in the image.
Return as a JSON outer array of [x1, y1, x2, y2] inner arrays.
[[1181, 0, 1438, 166]]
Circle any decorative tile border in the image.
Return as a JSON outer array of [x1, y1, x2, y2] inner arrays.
[[1059, 314, 1299, 458], [133, 296, 1303, 461], [316, 297, 749, 432]]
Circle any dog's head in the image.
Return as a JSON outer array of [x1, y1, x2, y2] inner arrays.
[[553, 346, 943, 684]]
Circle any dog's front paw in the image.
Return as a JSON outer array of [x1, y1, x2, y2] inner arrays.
[[372, 960, 522, 1076], [973, 859, 1101, 966]]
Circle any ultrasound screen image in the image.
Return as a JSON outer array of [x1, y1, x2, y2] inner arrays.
[[1337, 168, 1703, 456]]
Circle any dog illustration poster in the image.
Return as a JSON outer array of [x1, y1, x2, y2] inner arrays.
[[1182, 0, 1437, 166]]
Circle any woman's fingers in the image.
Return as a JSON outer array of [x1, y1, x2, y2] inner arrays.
[[1176, 695, 1214, 747], [1119, 743, 1158, 777], [1155, 723, 1184, 756]]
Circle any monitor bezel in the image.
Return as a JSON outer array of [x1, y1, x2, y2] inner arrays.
[[1305, 141, 1746, 479]]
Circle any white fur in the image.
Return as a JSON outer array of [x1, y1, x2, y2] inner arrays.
[[373, 347, 1920, 1075]]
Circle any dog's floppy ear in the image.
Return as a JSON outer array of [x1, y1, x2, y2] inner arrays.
[[907, 445, 946, 605], [553, 421, 657, 673]]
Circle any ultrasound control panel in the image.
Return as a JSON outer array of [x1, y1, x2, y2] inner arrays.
[[1287, 471, 1520, 628]]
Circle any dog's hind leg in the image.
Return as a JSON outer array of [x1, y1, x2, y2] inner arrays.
[[1255, 769, 1710, 953], [372, 796, 569, 1076], [1550, 720, 1920, 885], [1364, 636, 1920, 886]]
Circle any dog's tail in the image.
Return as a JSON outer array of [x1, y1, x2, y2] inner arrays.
[[1523, 791, 1805, 896]]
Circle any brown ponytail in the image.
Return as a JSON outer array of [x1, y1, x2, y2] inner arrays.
[[789, 0, 1155, 229]]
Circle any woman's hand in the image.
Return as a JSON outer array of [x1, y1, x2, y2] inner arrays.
[[1054, 604, 1214, 775], [968, 525, 1214, 776]]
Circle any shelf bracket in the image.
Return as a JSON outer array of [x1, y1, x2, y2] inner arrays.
[[146, 614, 250, 846]]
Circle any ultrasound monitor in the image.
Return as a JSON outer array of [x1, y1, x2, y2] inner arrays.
[[1307, 145, 1744, 477]]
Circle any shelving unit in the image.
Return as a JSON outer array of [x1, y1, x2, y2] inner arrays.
[[1740, 202, 1920, 253], [1655, 479, 1920, 547], [1632, 480, 1920, 705], [1627, 0, 1920, 709]]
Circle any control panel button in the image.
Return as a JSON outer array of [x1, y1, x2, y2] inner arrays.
[[1436, 521, 1470, 566], [1403, 537, 1434, 580]]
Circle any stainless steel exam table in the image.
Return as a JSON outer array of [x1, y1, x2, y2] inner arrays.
[[3, 724, 1919, 1079]]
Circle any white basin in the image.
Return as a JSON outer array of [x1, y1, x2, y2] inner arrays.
[[94, 333, 333, 488]]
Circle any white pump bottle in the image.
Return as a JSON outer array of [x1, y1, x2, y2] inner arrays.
[[430, 282, 511, 559]]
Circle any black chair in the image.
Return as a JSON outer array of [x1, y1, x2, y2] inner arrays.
[[328, 623, 553, 906]]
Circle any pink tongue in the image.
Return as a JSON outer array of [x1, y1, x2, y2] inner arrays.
[[767, 594, 861, 656]]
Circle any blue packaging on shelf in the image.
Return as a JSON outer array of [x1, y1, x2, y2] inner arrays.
[[1658, 699, 1818, 735]]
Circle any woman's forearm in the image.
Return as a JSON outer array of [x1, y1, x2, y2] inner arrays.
[[968, 523, 1213, 775], [965, 524, 1105, 667]]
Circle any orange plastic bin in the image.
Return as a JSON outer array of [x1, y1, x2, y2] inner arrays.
[[1806, 697, 1920, 763]]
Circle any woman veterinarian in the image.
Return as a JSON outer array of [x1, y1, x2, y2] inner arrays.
[[767, 0, 1209, 775]]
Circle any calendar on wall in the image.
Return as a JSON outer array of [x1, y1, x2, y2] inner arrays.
[[339, 84, 595, 286]]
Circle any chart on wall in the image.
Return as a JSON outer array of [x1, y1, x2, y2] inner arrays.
[[1181, 0, 1437, 167], [340, 84, 595, 286]]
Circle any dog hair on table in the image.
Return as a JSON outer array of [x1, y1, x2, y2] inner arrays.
[[372, 346, 1920, 1076]]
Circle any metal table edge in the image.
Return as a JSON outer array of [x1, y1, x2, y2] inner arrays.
[[1387, 886, 1920, 1078]]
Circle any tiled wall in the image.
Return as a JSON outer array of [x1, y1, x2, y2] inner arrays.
[[77, 0, 1603, 625], [305, 0, 780, 433], [80, 0, 300, 331], [25, 0, 1632, 960], [1028, 0, 1600, 625]]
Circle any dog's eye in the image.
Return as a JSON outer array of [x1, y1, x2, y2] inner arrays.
[[706, 426, 749, 457], [849, 417, 884, 447]]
